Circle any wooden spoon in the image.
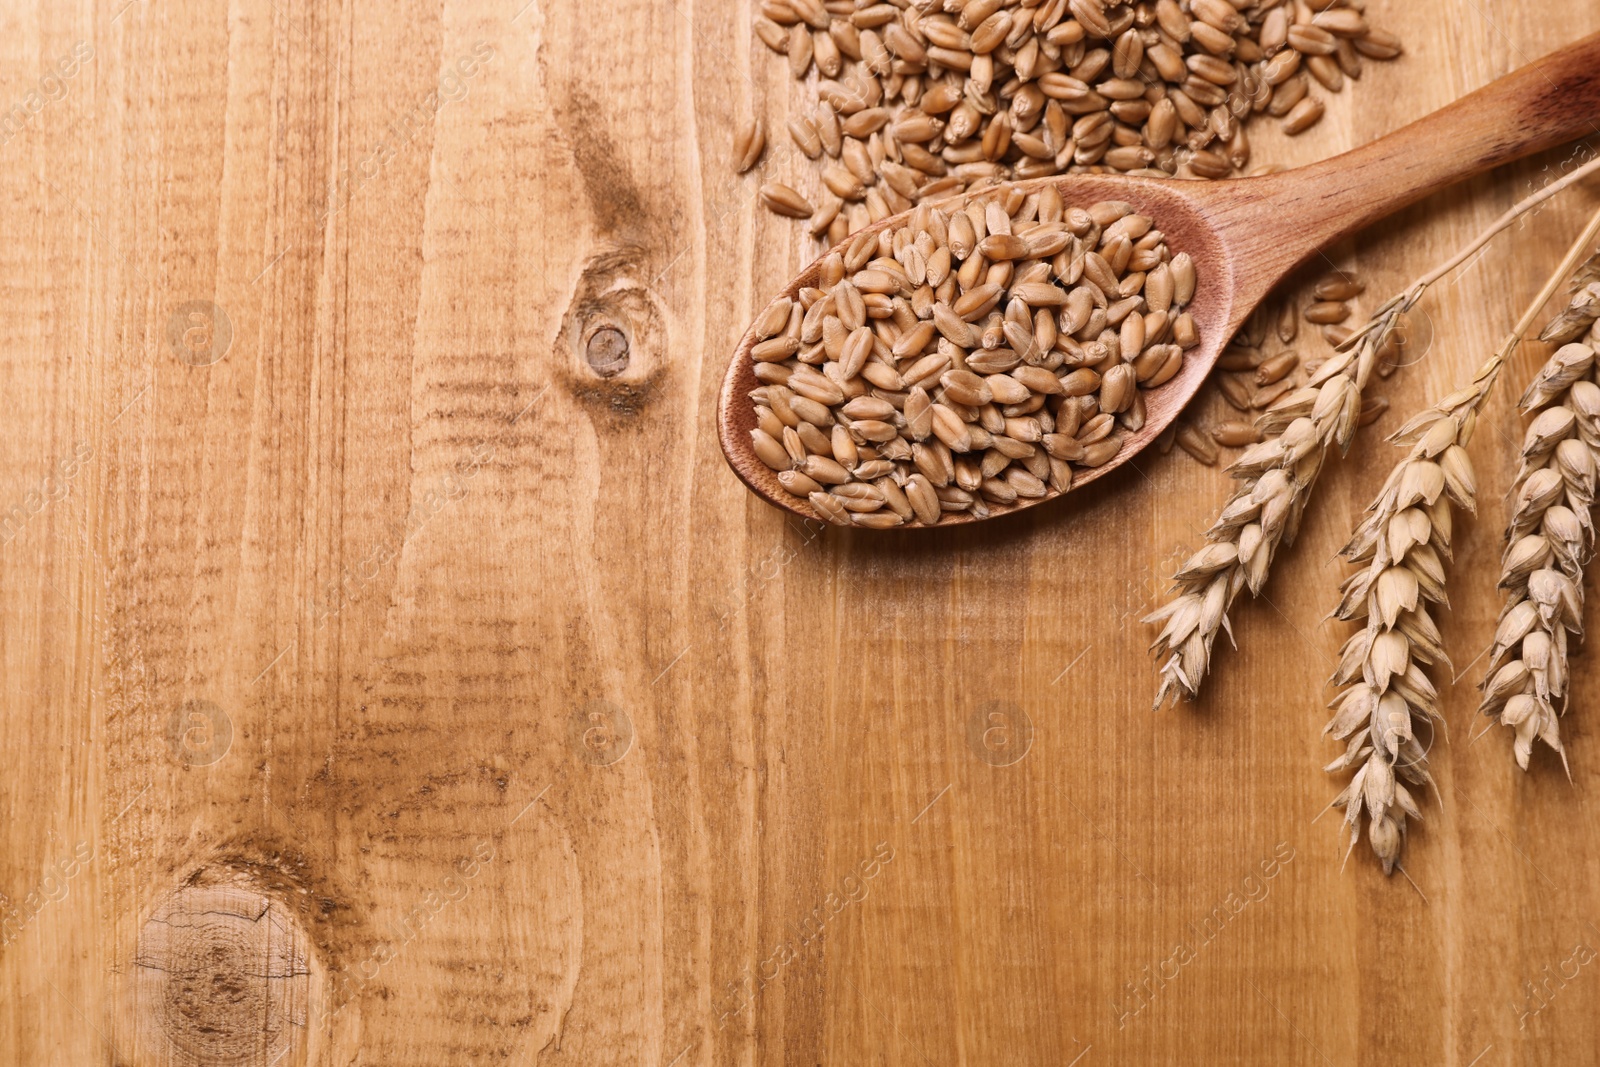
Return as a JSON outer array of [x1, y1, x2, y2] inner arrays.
[[718, 32, 1600, 527]]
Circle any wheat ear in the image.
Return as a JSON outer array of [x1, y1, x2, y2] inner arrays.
[[1326, 208, 1600, 874], [1481, 229, 1600, 771], [1323, 357, 1495, 874], [1147, 301, 1404, 707], [1149, 154, 1600, 709]]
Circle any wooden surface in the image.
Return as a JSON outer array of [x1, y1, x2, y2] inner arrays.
[[5, 1, 1600, 1064]]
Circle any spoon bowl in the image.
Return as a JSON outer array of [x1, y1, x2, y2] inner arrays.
[[718, 31, 1600, 527]]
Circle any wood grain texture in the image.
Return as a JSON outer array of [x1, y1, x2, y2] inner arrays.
[[3, 1, 1600, 1064]]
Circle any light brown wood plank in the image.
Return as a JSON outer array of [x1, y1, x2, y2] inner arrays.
[[4, 1, 1600, 1065]]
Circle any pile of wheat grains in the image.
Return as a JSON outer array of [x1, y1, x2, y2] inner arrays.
[[746, 187, 1196, 526], [744, 0, 1402, 241]]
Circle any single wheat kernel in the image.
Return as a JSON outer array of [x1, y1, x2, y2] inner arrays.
[[1176, 425, 1219, 466], [1212, 421, 1263, 447], [735, 118, 766, 173], [1304, 301, 1352, 325]]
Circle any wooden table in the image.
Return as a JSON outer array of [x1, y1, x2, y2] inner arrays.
[[5, 2, 1600, 1063]]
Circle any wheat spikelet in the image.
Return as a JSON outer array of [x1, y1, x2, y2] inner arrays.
[[1146, 299, 1409, 707], [1480, 254, 1600, 772], [1540, 267, 1600, 345]]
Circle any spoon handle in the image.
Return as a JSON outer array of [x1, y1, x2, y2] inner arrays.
[[1231, 30, 1600, 283]]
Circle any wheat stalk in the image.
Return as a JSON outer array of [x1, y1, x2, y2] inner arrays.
[[1148, 154, 1600, 708], [1326, 209, 1600, 874], [1480, 242, 1600, 771]]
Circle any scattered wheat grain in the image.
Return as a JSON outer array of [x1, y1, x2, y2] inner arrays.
[[736, 118, 767, 173], [748, 0, 1403, 229], [1212, 421, 1262, 447], [1305, 301, 1352, 325], [1255, 350, 1299, 385], [1176, 425, 1219, 465]]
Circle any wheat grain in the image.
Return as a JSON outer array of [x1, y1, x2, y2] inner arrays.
[[736, 118, 767, 174], [1218, 374, 1254, 410], [1251, 378, 1295, 409], [1315, 276, 1365, 302], [760, 182, 814, 219], [1175, 424, 1218, 465], [1281, 97, 1326, 135], [1217, 345, 1263, 372], [1324, 322, 1357, 345], [748, 0, 1404, 230], [1276, 300, 1299, 344], [1254, 350, 1299, 385], [1305, 301, 1352, 325], [1212, 421, 1262, 447], [748, 192, 1197, 526]]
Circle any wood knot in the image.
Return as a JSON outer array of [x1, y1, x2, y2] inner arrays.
[[584, 325, 630, 377], [132, 883, 313, 1066], [558, 248, 666, 415]]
